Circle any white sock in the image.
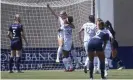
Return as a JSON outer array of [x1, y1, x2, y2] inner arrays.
[[94, 57, 100, 71], [108, 59, 113, 68], [94, 57, 98, 72], [97, 57, 100, 71], [105, 58, 109, 70], [63, 58, 69, 70], [71, 49, 81, 65], [68, 57, 73, 69], [84, 57, 89, 66], [56, 46, 62, 60]]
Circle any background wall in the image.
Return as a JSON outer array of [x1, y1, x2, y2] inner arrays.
[[96, 0, 133, 46], [114, 0, 133, 46]]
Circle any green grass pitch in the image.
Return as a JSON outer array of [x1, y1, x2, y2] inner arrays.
[[1, 69, 133, 79]]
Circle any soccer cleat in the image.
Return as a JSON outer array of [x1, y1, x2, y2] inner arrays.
[[117, 66, 124, 70], [9, 71, 14, 73], [101, 77, 107, 80], [90, 78, 93, 80], [87, 68, 89, 71], [69, 68, 74, 72], [56, 58, 60, 63], [84, 66, 87, 73], [17, 70, 24, 73], [94, 69, 101, 74], [64, 69, 69, 72], [104, 70, 108, 77]]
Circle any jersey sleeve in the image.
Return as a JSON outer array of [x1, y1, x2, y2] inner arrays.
[[94, 25, 97, 33]]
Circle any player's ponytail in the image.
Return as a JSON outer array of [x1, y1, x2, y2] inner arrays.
[[67, 16, 75, 28], [67, 16, 73, 24]]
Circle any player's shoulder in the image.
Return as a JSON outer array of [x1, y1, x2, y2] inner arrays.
[[83, 22, 95, 27]]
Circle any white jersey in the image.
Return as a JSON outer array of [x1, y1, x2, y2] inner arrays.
[[82, 22, 97, 42], [63, 24, 72, 43], [103, 28, 113, 49], [62, 24, 73, 51], [58, 17, 64, 29]]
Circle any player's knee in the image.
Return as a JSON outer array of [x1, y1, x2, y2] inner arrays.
[[16, 50, 21, 57], [11, 50, 16, 57]]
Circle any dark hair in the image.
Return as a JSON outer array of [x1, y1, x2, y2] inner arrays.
[[105, 20, 116, 37], [98, 21, 105, 30], [89, 15, 95, 23], [67, 16, 73, 24]]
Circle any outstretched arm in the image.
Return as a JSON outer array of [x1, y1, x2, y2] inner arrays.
[[47, 4, 58, 19]]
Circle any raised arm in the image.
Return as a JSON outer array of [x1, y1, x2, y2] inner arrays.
[[47, 4, 58, 19]]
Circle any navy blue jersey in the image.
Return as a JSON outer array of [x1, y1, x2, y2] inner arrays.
[[9, 23, 23, 50], [88, 30, 109, 52], [9, 23, 23, 39], [92, 30, 109, 42]]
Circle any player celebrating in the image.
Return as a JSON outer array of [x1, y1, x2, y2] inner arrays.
[[87, 21, 109, 79], [79, 15, 96, 73], [62, 16, 74, 71], [47, 4, 74, 63], [7, 14, 28, 73], [105, 20, 124, 70]]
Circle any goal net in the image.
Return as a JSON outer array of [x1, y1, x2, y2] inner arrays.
[[1, 0, 93, 71]]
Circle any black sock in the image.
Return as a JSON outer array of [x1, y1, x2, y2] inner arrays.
[[16, 57, 21, 71], [100, 61, 105, 78], [9, 57, 14, 71], [89, 61, 94, 78], [113, 57, 124, 67]]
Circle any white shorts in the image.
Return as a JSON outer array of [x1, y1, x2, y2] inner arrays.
[[63, 41, 72, 51]]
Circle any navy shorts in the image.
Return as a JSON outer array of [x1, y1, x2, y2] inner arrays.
[[11, 38, 22, 50], [88, 39, 103, 52], [112, 39, 118, 49]]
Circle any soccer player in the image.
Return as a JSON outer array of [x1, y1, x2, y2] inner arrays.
[[105, 20, 124, 70], [7, 14, 28, 73], [103, 24, 114, 77], [62, 16, 74, 71], [47, 4, 75, 63], [79, 15, 96, 73], [87, 21, 109, 79]]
